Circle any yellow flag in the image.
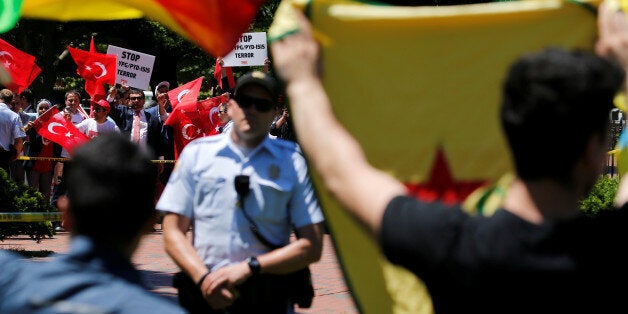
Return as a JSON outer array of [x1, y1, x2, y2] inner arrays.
[[270, 1, 603, 313]]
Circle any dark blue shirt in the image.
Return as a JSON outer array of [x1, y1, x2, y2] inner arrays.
[[0, 236, 187, 314]]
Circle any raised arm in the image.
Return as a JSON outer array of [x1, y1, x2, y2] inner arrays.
[[597, 1, 628, 207], [270, 11, 407, 238]]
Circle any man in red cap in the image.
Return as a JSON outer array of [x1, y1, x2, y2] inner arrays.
[[75, 99, 120, 138]]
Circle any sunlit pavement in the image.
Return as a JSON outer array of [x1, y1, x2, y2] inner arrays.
[[0, 228, 359, 314]]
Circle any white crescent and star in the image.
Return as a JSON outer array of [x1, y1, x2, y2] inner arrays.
[[209, 106, 220, 125], [177, 89, 191, 102], [181, 123, 201, 141], [84, 62, 107, 79], [47, 122, 66, 135], [0, 50, 14, 69], [92, 62, 107, 79]]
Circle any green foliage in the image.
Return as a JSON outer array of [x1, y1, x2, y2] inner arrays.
[[0, 169, 55, 243], [580, 176, 620, 217]]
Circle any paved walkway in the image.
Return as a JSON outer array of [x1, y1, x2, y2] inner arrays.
[[0, 228, 359, 314]]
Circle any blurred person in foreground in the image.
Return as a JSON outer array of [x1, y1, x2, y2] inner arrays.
[[270, 3, 628, 313], [0, 132, 187, 314]]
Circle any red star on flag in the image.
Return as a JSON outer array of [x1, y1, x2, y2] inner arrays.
[[405, 146, 488, 205]]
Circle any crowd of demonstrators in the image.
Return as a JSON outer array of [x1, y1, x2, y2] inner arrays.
[[158, 71, 325, 313], [270, 4, 628, 313], [22, 99, 62, 202], [0, 133, 187, 314]]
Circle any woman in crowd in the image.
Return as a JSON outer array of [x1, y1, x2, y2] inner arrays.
[[23, 99, 62, 203]]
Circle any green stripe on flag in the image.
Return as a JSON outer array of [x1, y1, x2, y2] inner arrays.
[[0, 0, 22, 33]]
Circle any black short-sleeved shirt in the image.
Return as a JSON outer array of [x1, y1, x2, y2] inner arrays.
[[380, 195, 628, 313]]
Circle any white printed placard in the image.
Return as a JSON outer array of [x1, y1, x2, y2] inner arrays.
[[106, 45, 155, 90], [222, 32, 268, 67]]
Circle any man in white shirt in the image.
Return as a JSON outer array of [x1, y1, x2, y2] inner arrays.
[[75, 99, 120, 138]]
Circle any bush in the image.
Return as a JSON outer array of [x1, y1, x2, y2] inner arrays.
[[0, 168, 55, 242], [579, 176, 620, 217]]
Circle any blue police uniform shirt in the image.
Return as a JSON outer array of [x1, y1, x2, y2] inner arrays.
[[0, 236, 186, 314], [156, 133, 324, 272], [0, 102, 26, 151]]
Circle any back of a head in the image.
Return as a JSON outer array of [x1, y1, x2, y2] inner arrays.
[[66, 133, 157, 245], [19, 88, 33, 104], [501, 48, 624, 184], [0, 88, 13, 104]]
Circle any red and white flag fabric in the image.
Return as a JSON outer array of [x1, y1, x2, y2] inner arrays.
[[168, 76, 204, 109], [164, 95, 227, 159], [0, 38, 41, 94], [89, 36, 96, 53], [200, 95, 228, 135], [165, 101, 204, 159], [33, 107, 89, 155], [68, 45, 117, 101], [214, 59, 235, 91]]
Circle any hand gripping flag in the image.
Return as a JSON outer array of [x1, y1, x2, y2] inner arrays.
[[68, 44, 117, 101], [167, 76, 204, 109], [33, 107, 89, 155], [214, 59, 235, 90], [269, 0, 606, 313], [0, 38, 41, 94]]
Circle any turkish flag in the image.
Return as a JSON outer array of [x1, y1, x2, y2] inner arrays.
[[165, 102, 205, 159], [164, 95, 226, 159], [68, 46, 117, 100], [0, 38, 41, 94], [168, 76, 204, 109], [89, 36, 96, 53], [198, 95, 227, 134], [214, 59, 235, 91], [33, 107, 89, 155]]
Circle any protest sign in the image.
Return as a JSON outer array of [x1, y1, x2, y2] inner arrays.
[[222, 32, 267, 67], [106, 45, 155, 90]]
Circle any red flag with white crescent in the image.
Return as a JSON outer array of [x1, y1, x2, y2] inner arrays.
[[164, 95, 227, 159], [198, 94, 227, 134], [68, 45, 117, 100], [33, 107, 89, 155], [167, 76, 204, 109], [164, 101, 204, 159], [0, 38, 41, 94]]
